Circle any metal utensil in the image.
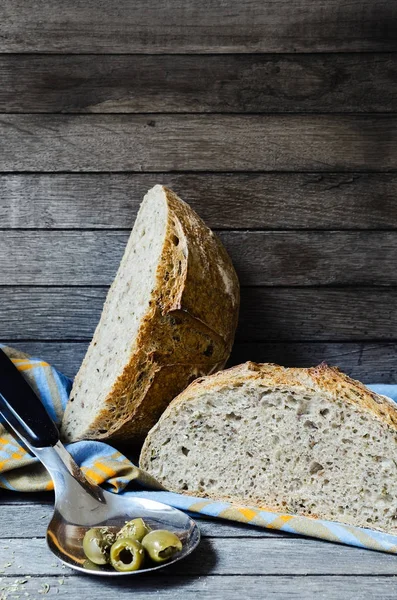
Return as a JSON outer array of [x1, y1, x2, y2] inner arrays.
[[0, 349, 200, 575]]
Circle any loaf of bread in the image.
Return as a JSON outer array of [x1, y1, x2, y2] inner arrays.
[[140, 362, 397, 534], [61, 185, 239, 444]]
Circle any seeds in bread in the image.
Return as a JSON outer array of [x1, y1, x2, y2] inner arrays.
[[61, 185, 239, 444], [140, 362, 397, 534]]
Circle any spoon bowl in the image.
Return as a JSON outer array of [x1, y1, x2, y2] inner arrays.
[[44, 444, 200, 575], [48, 501, 200, 576]]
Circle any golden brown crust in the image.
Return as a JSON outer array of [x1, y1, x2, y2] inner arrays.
[[161, 188, 239, 343], [141, 361, 397, 459], [63, 186, 239, 443]]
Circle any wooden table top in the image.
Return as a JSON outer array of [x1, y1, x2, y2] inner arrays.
[[1, 0, 397, 597], [1, 492, 397, 599]]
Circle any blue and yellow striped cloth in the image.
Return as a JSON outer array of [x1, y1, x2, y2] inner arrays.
[[1, 345, 397, 554]]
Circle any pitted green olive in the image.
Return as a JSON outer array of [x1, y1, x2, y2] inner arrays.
[[117, 518, 151, 542], [110, 538, 145, 572], [141, 530, 182, 563], [83, 527, 116, 565], [82, 558, 102, 571]]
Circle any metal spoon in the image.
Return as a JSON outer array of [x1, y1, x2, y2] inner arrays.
[[0, 349, 200, 575]]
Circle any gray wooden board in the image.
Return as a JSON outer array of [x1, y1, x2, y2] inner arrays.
[[1, 287, 396, 342], [0, 504, 285, 539], [1, 536, 397, 576], [2, 115, 397, 172], [1, 575, 397, 600], [4, 341, 397, 383], [1, 230, 397, 286], [230, 342, 397, 383], [0, 490, 52, 504], [1, 0, 397, 596], [1, 54, 397, 114], [2, 173, 397, 230], [1, 0, 396, 53]]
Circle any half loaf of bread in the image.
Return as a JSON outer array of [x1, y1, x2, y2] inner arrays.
[[140, 362, 397, 534], [61, 185, 239, 444]]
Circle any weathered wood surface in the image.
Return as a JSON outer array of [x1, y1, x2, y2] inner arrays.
[[1, 230, 397, 286], [0, 575, 396, 600], [230, 342, 397, 383], [232, 288, 396, 342], [1, 0, 396, 53], [1, 54, 396, 113], [1, 287, 395, 341], [1, 0, 397, 597], [0, 504, 284, 538], [2, 173, 397, 230], [5, 341, 397, 383], [1, 535, 397, 576], [0, 490, 51, 504], [1, 115, 397, 172]]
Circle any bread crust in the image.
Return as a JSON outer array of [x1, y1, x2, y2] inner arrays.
[[140, 361, 397, 465], [61, 186, 239, 443]]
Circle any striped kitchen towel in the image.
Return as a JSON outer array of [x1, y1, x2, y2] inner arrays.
[[1, 344, 397, 555]]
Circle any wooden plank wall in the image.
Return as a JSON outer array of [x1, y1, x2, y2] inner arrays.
[[0, 0, 396, 383]]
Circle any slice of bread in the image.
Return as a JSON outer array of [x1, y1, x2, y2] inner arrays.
[[61, 185, 239, 444], [140, 362, 397, 534]]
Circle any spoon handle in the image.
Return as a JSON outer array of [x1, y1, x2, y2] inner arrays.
[[0, 349, 59, 448]]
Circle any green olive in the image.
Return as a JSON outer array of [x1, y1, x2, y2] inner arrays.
[[117, 518, 151, 542], [110, 538, 145, 572], [82, 558, 102, 571], [141, 530, 182, 563], [82, 527, 116, 565]]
